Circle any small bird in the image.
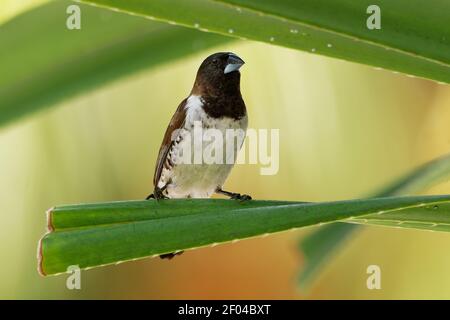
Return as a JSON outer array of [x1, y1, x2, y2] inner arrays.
[[147, 52, 251, 258]]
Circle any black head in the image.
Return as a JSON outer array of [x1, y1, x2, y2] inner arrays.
[[192, 52, 245, 96]]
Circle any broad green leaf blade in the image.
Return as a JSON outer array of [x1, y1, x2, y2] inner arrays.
[[80, 0, 450, 83], [354, 202, 450, 231], [298, 153, 450, 288], [0, 0, 229, 127], [39, 195, 450, 275], [47, 199, 295, 231]]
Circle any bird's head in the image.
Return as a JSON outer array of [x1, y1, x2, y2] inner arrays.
[[192, 52, 245, 96]]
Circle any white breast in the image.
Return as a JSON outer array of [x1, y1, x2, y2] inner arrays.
[[158, 95, 247, 198]]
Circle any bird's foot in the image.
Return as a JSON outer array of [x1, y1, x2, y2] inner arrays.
[[216, 188, 252, 201], [146, 187, 168, 200], [230, 193, 252, 201], [160, 251, 184, 260]]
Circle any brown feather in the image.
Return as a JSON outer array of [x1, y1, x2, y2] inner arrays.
[[153, 98, 187, 186]]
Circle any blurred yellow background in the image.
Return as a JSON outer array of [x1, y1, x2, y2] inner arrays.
[[1, 2, 450, 300]]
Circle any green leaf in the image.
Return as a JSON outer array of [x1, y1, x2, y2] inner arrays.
[[47, 199, 294, 231], [39, 195, 450, 275], [79, 0, 450, 83], [0, 0, 229, 127], [352, 202, 450, 231], [374, 154, 450, 197], [298, 223, 360, 289], [298, 153, 450, 288]]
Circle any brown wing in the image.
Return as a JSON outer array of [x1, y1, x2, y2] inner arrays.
[[153, 98, 188, 187]]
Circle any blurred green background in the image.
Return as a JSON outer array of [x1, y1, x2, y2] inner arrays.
[[1, 0, 450, 299]]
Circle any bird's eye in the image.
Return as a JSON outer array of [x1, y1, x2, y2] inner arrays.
[[212, 59, 218, 64]]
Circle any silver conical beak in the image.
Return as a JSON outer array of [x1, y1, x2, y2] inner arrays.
[[224, 53, 245, 74]]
